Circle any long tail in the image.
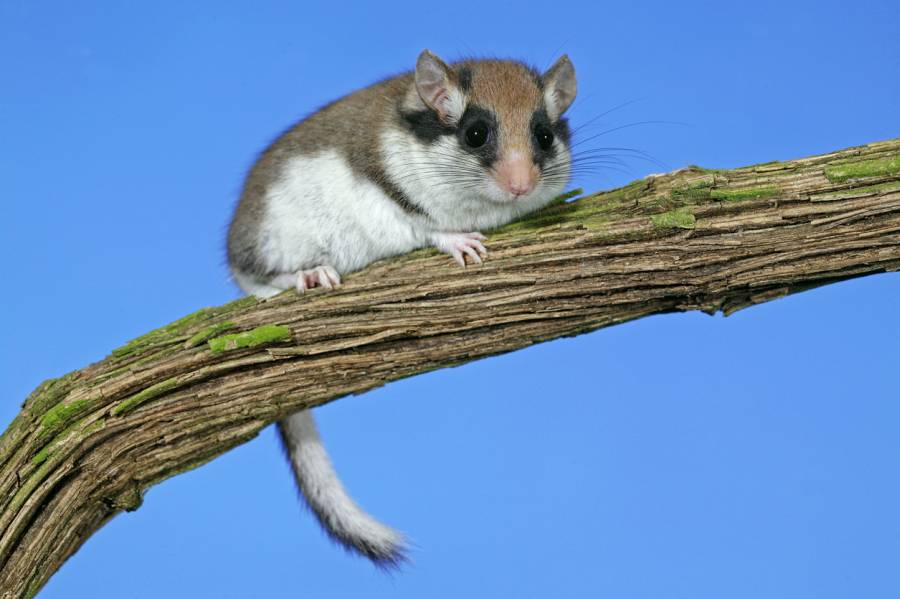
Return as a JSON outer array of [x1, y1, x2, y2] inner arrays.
[[278, 409, 407, 566]]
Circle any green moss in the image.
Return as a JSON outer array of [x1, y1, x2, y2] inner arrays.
[[26, 373, 76, 415], [111, 325, 177, 359], [31, 419, 105, 466], [91, 366, 131, 385], [603, 178, 652, 202], [491, 180, 651, 235], [651, 208, 696, 229], [669, 179, 715, 203], [824, 154, 900, 182], [852, 180, 900, 194], [582, 215, 612, 231], [40, 398, 90, 431], [812, 180, 900, 200], [111, 297, 258, 359], [3, 377, 81, 471], [185, 321, 237, 348], [207, 324, 292, 354], [22, 377, 58, 410], [84, 418, 106, 435], [24, 578, 42, 599], [502, 209, 576, 231], [112, 377, 180, 416], [709, 186, 778, 201], [9, 445, 66, 514], [497, 188, 585, 231], [687, 165, 727, 174], [30, 446, 51, 466]]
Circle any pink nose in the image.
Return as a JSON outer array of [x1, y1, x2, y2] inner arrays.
[[494, 156, 537, 197], [508, 180, 532, 196]]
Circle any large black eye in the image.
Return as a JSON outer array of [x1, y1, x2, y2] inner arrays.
[[465, 121, 489, 148], [535, 126, 554, 151]]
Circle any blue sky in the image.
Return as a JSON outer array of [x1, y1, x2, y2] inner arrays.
[[2, 1, 899, 597]]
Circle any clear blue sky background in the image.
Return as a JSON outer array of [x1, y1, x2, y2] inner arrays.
[[2, 1, 899, 597]]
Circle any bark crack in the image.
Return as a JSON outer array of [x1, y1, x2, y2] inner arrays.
[[1, 139, 899, 597]]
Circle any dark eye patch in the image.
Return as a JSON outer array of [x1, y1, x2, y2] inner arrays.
[[399, 108, 455, 144], [456, 105, 498, 167], [530, 107, 570, 167]]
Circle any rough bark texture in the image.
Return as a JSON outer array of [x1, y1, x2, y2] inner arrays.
[[3, 139, 900, 597]]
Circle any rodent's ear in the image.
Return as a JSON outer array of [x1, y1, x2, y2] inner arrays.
[[415, 50, 466, 125], [541, 55, 577, 120]]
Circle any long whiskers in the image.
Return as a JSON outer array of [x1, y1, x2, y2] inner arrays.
[[377, 110, 682, 196]]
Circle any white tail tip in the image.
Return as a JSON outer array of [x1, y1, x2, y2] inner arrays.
[[278, 410, 408, 567]]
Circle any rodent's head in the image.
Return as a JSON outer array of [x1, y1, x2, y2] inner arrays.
[[403, 50, 577, 205]]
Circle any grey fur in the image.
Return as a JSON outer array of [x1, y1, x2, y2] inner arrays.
[[225, 51, 577, 568], [227, 73, 421, 279], [226, 56, 565, 279]]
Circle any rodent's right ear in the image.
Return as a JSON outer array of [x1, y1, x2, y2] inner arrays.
[[415, 50, 466, 125]]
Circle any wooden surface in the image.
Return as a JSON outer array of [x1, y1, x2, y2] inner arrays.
[[2, 138, 899, 597]]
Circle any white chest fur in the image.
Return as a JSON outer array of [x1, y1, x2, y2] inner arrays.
[[249, 128, 568, 295], [259, 150, 427, 276], [380, 129, 568, 232]]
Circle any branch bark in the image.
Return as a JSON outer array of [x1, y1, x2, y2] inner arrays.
[[3, 139, 900, 596]]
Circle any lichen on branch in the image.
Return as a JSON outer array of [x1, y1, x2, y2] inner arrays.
[[1, 139, 899, 598]]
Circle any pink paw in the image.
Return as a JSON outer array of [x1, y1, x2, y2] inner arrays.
[[432, 232, 488, 267], [295, 265, 342, 293]]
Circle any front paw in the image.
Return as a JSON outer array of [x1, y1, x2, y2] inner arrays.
[[431, 232, 488, 267], [295, 265, 342, 292]]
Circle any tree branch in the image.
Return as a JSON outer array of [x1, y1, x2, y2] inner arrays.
[[3, 139, 900, 596]]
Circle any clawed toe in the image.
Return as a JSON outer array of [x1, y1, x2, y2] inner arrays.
[[433, 232, 489, 268], [295, 265, 342, 293]]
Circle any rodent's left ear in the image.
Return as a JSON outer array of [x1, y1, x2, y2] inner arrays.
[[415, 50, 466, 125], [541, 55, 577, 120]]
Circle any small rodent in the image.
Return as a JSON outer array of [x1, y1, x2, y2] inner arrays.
[[226, 49, 577, 566]]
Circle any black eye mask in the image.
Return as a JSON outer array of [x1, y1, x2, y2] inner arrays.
[[456, 105, 499, 168], [530, 107, 570, 168]]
